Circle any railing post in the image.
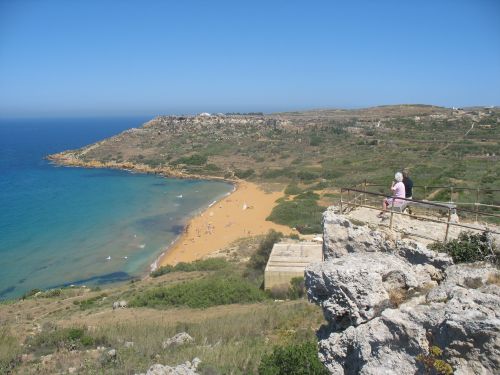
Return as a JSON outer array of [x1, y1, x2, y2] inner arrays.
[[444, 208, 452, 242], [347, 189, 351, 211], [450, 187, 454, 203], [475, 189, 480, 222], [340, 189, 343, 213], [424, 185, 427, 199], [364, 179, 367, 205], [389, 199, 395, 229]]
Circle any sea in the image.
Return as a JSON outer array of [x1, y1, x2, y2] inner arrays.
[[0, 117, 233, 300]]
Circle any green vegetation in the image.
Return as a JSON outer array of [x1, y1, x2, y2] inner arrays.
[[247, 230, 284, 274], [173, 153, 207, 165], [267, 192, 325, 234], [150, 258, 229, 277], [26, 327, 107, 356], [73, 293, 108, 310], [416, 346, 453, 375], [130, 274, 267, 308], [258, 341, 329, 375], [0, 328, 22, 374], [429, 231, 498, 265], [284, 183, 303, 195]]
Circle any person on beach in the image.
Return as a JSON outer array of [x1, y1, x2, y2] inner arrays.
[[378, 172, 405, 218]]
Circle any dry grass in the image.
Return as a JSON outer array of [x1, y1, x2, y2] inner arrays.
[[487, 272, 500, 286]]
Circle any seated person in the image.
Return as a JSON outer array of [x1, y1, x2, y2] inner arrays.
[[378, 172, 406, 217], [403, 169, 413, 199]]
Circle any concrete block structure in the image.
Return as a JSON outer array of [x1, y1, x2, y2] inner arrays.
[[264, 242, 323, 290]]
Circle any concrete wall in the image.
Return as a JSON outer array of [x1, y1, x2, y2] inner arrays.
[[264, 242, 322, 290]]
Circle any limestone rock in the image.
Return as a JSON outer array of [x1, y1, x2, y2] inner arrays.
[[306, 211, 499, 374], [307, 219, 500, 374], [139, 358, 201, 375], [322, 207, 392, 259], [396, 240, 452, 271], [107, 349, 116, 358], [162, 332, 194, 349], [305, 253, 424, 330]]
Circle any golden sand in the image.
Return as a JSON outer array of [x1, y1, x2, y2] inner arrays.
[[158, 181, 293, 266]]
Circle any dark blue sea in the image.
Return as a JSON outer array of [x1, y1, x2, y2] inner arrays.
[[0, 117, 232, 300]]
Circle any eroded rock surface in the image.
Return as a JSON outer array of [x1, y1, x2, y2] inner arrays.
[[307, 210, 500, 374]]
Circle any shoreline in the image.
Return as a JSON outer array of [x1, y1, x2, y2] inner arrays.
[[155, 179, 294, 267], [149, 182, 237, 272], [47, 154, 292, 275]]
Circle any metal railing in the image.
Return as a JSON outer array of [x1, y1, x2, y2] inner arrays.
[[339, 184, 500, 243]]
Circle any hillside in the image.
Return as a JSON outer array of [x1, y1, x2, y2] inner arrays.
[[48, 105, 499, 191]]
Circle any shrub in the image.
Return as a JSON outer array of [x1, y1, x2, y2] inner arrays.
[[258, 341, 328, 375], [235, 168, 255, 179], [0, 328, 21, 373], [416, 346, 453, 375], [21, 288, 42, 299], [267, 194, 325, 234], [284, 184, 303, 195], [130, 275, 267, 309], [173, 153, 207, 165], [429, 231, 498, 265], [26, 326, 105, 355], [248, 230, 284, 273], [150, 258, 229, 278], [289, 277, 305, 299], [297, 170, 319, 182]]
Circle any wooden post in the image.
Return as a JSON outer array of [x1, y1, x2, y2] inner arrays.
[[340, 190, 343, 213], [389, 199, 395, 229], [363, 179, 367, 205], [424, 185, 427, 199], [450, 186, 454, 203], [444, 208, 452, 242], [475, 189, 480, 222]]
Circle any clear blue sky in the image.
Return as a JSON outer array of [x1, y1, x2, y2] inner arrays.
[[1, 0, 499, 117]]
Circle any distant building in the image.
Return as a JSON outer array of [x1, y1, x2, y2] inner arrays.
[[198, 112, 211, 117]]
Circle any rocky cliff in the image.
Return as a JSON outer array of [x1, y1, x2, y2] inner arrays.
[[305, 207, 500, 374]]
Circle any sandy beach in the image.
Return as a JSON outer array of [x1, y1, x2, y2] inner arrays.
[[157, 181, 294, 266]]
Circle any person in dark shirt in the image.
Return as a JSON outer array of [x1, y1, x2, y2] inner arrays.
[[402, 169, 413, 199]]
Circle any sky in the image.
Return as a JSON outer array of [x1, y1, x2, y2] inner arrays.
[[0, 0, 499, 117]]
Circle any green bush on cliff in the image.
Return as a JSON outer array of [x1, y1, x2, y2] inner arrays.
[[130, 274, 266, 308], [429, 231, 498, 265], [247, 230, 283, 273], [258, 341, 328, 375], [150, 258, 229, 277]]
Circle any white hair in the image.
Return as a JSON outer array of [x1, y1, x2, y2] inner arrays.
[[395, 172, 403, 182]]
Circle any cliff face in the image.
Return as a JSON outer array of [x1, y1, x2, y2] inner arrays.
[[306, 207, 500, 374]]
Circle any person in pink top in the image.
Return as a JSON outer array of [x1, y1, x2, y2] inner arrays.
[[378, 172, 406, 218]]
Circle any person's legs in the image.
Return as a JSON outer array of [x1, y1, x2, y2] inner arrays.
[[379, 198, 389, 217]]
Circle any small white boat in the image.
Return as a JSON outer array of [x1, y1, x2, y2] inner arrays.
[[106, 256, 111, 261], [176, 194, 183, 198]]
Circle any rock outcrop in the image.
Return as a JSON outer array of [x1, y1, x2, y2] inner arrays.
[[136, 358, 201, 375], [306, 209, 500, 374]]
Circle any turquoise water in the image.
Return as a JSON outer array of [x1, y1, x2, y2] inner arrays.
[[0, 118, 233, 300]]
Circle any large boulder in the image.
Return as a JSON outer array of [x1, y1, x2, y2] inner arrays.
[[136, 358, 201, 375], [306, 211, 500, 374], [322, 207, 393, 259], [316, 264, 500, 374], [305, 253, 427, 329]]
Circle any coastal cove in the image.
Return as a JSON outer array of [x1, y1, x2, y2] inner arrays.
[[0, 118, 233, 300]]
